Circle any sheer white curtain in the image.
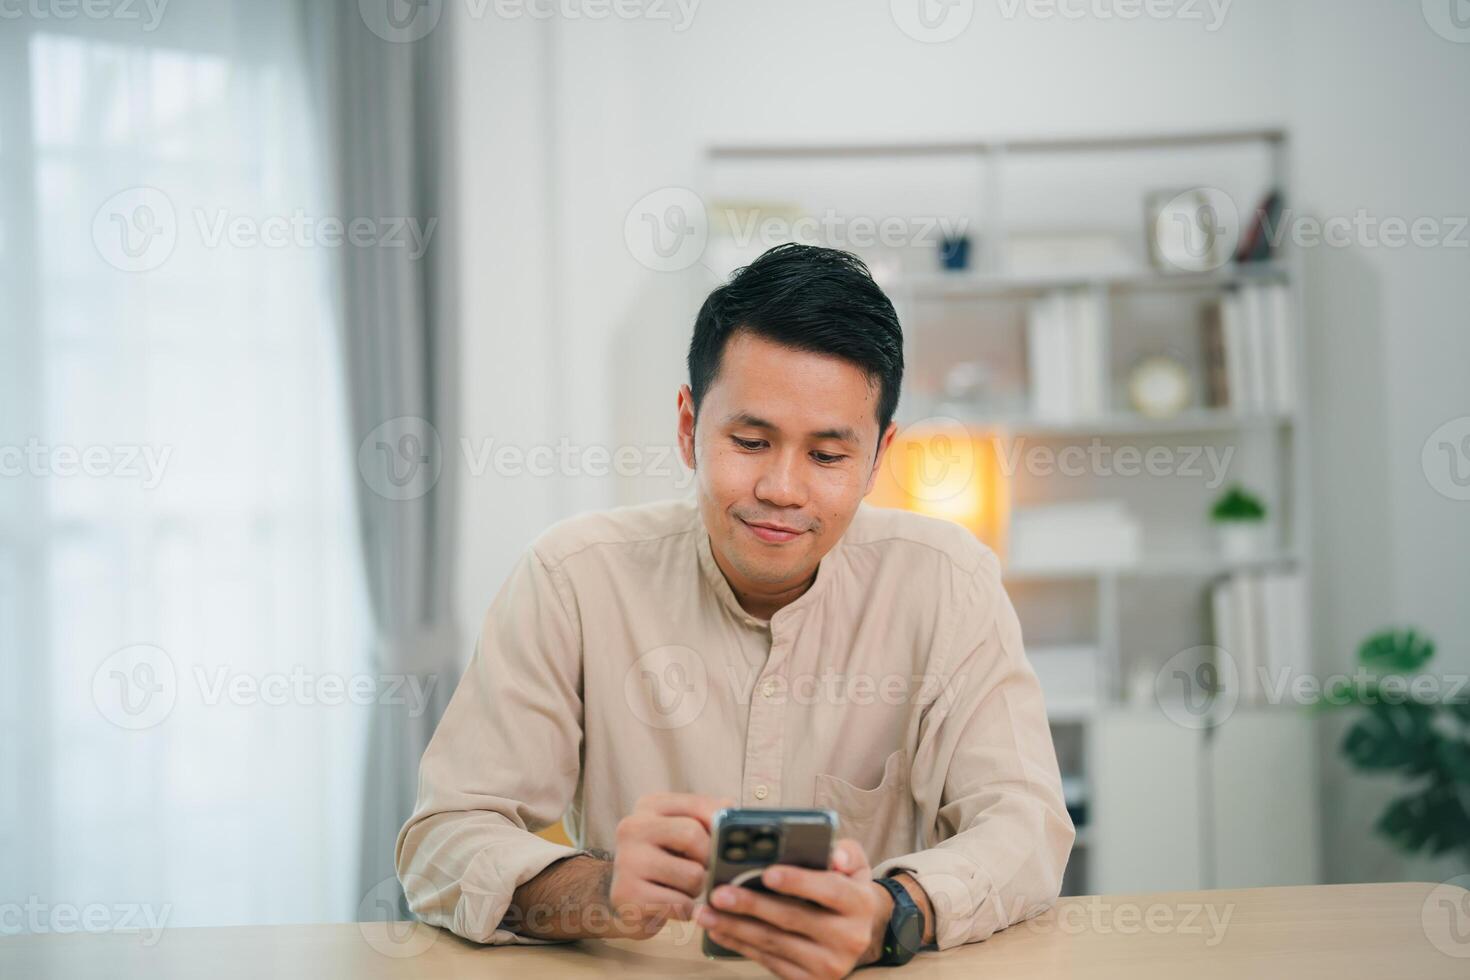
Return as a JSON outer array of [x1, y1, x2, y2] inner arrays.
[[1, 1, 368, 929]]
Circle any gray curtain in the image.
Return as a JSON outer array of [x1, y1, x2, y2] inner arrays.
[[304, 2, 459, 917]]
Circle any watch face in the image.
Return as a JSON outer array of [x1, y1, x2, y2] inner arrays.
[[894, 909, 923, 955]]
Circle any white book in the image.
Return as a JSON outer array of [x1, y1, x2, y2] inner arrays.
[[1233, 574, 1263, 703], [1267, 283, 1296, 413], [1220, 293, 1248, 414], [1242, 286, 1271, 414], [1073, 291, 1105, 418]]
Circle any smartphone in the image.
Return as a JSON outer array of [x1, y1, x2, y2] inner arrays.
[[701, 807, 838, 958]]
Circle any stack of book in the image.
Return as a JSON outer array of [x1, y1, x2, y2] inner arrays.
[[1210, 570, 1307, 703], [1027, 290, 1106, 420], [1201, 282, 1297, 414]]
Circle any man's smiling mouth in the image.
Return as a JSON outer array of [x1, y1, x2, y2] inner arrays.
[[738, 516, 807, 544]]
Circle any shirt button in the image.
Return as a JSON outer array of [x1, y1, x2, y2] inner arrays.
[[754, 784, 769, 800], [761, 679, 776, 698]]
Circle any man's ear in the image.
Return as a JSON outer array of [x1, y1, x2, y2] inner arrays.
[[863, 421, 898, 497], [676, 384, 698, 471]]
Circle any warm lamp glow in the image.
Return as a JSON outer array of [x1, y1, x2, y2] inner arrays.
[[869, 423, 1008, 559]]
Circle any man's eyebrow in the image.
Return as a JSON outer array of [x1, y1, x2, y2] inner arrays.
[[724, 411, 860, 444]]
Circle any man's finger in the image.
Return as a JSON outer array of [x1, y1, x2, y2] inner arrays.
[[647, 814, 714, 865], [759, 864, 864, 914], [637, 792, 734, 829], [829, 838, 871, 879], [708, 883, 829, 939], [637, 842, 707, 896], [703, 911, 822, 980]]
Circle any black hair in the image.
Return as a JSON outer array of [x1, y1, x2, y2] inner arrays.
[[686, 243, 905, 440]]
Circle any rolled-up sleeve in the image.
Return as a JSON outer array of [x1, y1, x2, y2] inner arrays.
[[872, 552, 1075, 950], [394, 547, 588, 945]]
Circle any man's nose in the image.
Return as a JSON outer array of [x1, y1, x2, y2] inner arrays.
[[753, 448, 806, 509]]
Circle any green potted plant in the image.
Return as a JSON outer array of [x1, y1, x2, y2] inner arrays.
[[1319, 629, 1470, 865], [1210, 484, 1269, 559]]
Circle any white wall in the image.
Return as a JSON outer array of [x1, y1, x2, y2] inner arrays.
[[450, 0, 1470, 882]]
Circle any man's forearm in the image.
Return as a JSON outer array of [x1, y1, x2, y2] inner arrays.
[[501, 852, 620, 940]]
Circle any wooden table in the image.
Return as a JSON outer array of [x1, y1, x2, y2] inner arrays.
[[3, 882, 1466, 978]]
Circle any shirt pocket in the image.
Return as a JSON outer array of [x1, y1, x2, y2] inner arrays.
[[812, 749, 914, 864]]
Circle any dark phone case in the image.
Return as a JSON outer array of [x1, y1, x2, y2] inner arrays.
[[701, 807, 838, 958]]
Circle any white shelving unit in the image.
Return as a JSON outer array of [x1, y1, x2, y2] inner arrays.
[[703, 129, 1317, 895]]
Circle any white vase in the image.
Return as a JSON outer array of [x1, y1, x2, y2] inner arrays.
[[1217, 521, 1269, 561]]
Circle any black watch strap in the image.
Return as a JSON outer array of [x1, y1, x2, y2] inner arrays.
[[873, 876, 924, 966]]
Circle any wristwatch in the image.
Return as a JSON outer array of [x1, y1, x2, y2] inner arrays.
[[873, 876, 924, 966]]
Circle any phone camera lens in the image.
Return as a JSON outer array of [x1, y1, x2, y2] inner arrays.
[[725, 845, 748, 862]]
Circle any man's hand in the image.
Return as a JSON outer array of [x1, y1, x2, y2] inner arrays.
[[695, 838, 891, 979], [607, 792, 732, 937]]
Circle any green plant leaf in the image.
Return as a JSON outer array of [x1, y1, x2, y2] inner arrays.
[[1341, 700, 1438, 774], [1376, 782, 1470, 858], [1358, 629, 1435, 673], [1437, 739, 1470, 783]]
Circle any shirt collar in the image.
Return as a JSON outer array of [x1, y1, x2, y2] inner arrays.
[[694, 514, 848, 632]]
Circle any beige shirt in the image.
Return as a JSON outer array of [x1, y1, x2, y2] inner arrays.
[[396, 497, 1074, 950]]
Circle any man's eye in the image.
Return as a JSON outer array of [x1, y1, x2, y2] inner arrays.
[[811, 452, 846, 465], [732, 436, 765, 451]]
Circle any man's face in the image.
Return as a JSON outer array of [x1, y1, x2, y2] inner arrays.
[[677, 331, 896, 601]]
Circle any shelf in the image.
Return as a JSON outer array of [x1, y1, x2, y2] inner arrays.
[[909, 408, 1293, 437], [1005, 551, 1299, 584], [898, 262, 1288, 300], [705, 128, 1286, 160]]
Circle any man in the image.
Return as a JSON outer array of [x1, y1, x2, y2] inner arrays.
[[396, 243, 1073, 977]]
